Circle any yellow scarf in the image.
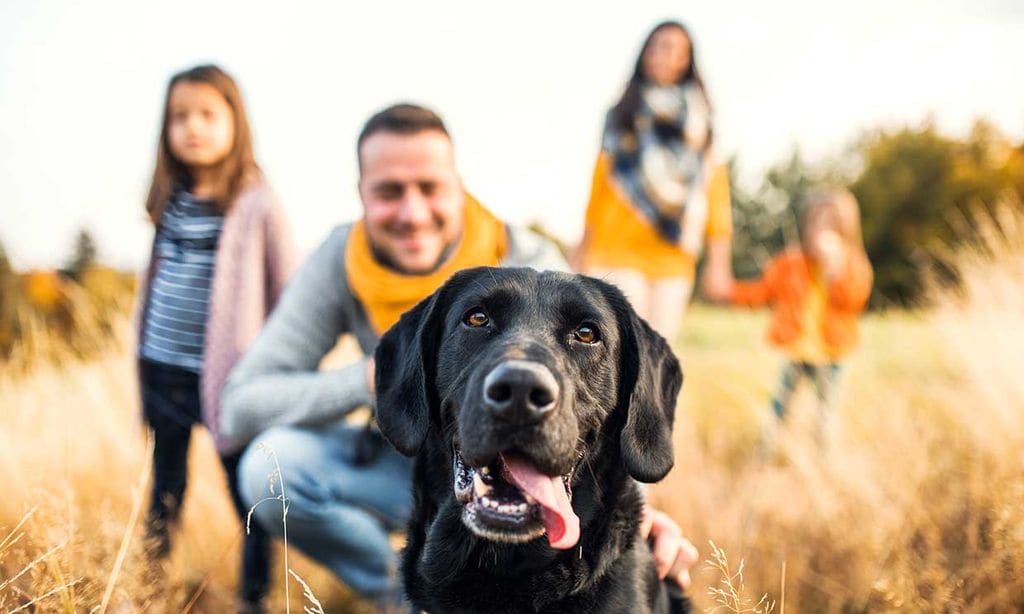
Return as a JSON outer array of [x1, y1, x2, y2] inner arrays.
[[346, 194, 508, 335]]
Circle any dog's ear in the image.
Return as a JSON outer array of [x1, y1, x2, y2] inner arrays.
[[604, 283, 683, 483], [373, 282, 452, 457]]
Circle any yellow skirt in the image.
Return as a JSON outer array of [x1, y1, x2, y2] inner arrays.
[[579, 153, 732, 281]]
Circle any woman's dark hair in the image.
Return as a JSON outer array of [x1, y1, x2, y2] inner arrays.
[[145, 64, 259, 223], [609, 21, 711, 137]]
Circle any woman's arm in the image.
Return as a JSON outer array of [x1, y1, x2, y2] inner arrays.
[[701, 238, 734, 302], [699, 162, 735, 301]]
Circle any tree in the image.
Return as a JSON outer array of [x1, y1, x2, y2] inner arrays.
[[0, 239, 17, 359], [729, 150, 823, 280], [848, 120, 1024, 306], [64, 228, 98, 281], [0, 239, 11, 278]]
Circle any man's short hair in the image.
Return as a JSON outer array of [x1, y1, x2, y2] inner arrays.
[[357, 104, 451, 159]]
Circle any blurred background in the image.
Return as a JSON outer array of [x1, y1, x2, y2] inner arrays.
[[2, 0, 1021, 271], [1, 1, 1022, 612]]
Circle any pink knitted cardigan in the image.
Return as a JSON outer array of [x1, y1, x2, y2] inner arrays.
[[135, 179, 299, 454]]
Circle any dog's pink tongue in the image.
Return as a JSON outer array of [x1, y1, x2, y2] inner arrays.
[[501, 454, 580, 550]]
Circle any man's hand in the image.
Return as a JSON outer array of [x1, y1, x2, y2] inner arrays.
[[641, 506, 699, 590]]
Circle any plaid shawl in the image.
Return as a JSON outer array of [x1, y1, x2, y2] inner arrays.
[[603, 83, 711, 250]]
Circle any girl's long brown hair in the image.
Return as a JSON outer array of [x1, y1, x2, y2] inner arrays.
[[144, 64, 259, 224]]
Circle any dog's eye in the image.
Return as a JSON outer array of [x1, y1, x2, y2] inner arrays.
[[573, 324, 600, 344], [463, 310, 490, 328]]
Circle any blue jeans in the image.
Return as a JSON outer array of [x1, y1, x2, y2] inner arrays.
[[238, 422, 413, 600], [770, 361, 842, 419], [769, 361, 843, 446]]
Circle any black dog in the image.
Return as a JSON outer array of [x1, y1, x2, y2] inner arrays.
[[375, 267, 689, 613]]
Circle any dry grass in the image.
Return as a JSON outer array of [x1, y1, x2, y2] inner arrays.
[[2, 209, 1023, 612], [0, 327, 369, 613]]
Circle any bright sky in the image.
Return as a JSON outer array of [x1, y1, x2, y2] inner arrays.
[[0, 0, 1020, 269]]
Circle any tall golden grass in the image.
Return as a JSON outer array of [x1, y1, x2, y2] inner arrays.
[[0, 322, 369, 612], [2, 207, 1023, 611]]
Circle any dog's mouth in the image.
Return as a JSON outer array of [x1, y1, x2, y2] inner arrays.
[[453, 447, 580, 550]]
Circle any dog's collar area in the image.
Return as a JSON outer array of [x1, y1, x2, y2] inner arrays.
[[452, 445, 581, 549]]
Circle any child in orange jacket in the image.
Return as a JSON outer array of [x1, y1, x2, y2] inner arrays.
[[729, 188, 873, 444]]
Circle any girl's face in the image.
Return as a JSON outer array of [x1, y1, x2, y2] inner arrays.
[[642, 27, 691, 87], [167, 81, 235, 169], [805, 205, 842, 262]]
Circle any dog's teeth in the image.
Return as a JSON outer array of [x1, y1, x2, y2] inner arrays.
[[473, 472, 491, 496], [490, 499, 500, 509], [480, 466, 490, 476], [524, 493, 536, 505], [517, 503, 527, 513]]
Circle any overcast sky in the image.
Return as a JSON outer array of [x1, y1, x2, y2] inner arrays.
[[0, 0, 1020, 269]]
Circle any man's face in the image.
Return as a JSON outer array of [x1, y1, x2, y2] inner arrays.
[[358, 130, 464, 275]]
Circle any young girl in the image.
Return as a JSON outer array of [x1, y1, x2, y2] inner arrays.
[[728, 189, 873, 445], [576, 21, 733, 343], [136, 64, 297, 611]]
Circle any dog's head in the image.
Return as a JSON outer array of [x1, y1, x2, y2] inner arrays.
[[374, 267, 681, 551]]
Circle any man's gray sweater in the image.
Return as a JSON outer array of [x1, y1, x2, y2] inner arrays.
[[220, 223, 568, 451]]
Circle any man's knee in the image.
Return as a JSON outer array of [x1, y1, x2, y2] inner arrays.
[[238, 440, 279, 532], [238, 428, 335, 530]]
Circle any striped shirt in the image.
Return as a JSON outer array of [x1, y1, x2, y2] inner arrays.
[[140, 191, 224, 372]]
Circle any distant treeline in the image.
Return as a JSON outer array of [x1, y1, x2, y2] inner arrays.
[[0, 230, 135, 369]]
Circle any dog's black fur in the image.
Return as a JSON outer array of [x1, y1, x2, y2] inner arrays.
[[375, 267, 689, 613]]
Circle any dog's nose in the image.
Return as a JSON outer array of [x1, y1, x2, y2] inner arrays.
[[483, 360, 559, 425]]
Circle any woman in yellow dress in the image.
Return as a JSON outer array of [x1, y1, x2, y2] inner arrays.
[[577, 21, 733, 342]]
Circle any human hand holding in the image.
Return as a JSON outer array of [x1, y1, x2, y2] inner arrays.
[[641, 506, 699, 590], [701, 267, 734, 302]]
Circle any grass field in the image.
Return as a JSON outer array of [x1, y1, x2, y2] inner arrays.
[[2, 225, 1022, 612]]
